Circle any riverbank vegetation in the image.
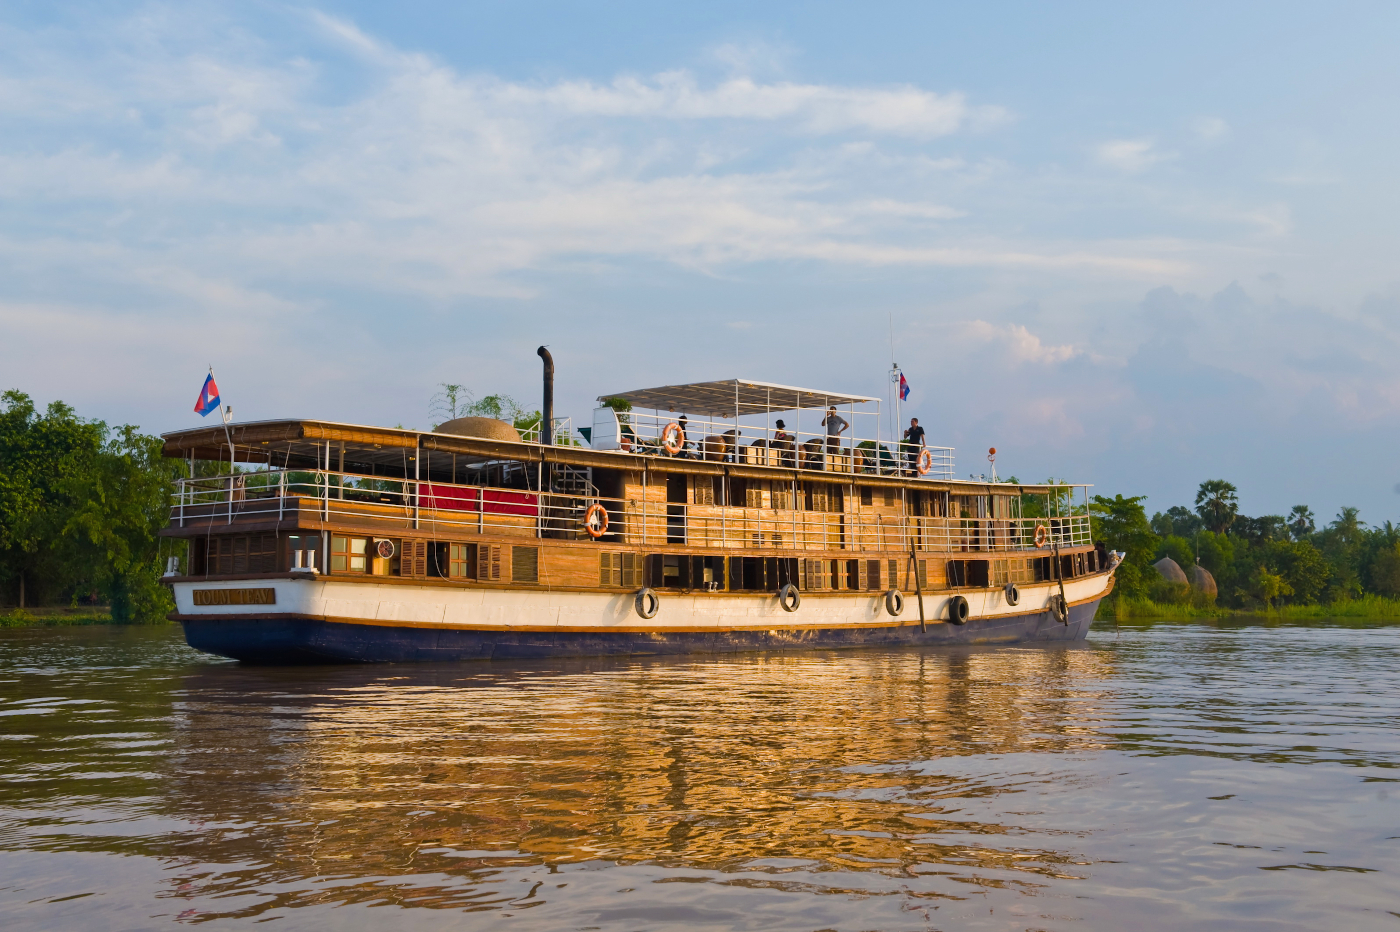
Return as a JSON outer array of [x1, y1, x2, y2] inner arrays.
[[0, 391, 182, 624], [1091, 480, 1400, 619]]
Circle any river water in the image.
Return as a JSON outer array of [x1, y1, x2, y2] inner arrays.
[[1, 620, 1397, 931]]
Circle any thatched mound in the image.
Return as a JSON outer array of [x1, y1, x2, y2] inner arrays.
[[1190, 564, 1218, 597], [434, 417, 521, 442], [1153, 557, 1189, 585]]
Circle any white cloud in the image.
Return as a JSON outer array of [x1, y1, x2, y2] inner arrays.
[[959, 321, 1078, 364], [1096, 138, 1168, 173]]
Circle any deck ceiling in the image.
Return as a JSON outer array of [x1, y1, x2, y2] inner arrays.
[[598, 379, 880, 419]]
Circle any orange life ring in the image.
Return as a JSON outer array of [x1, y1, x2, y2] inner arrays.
[[584, 503, 609, 539], [916, 448, 935, 476], [661, 421, 683, 455], [1034, 524, 1049, 547]]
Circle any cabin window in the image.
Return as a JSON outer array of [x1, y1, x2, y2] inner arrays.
[[371, 539, 401, 576], [478, 544, 503, 581], [991, 558, 1034, 586], [866, 559, 881, 590], [884, 487, 895, 507], [199, 533, 277, 575], [600, 552, 641, 588], [744, 481, 764, 509], [947, 559, 990, 587], [729, 556, 796, 591], [802, 559, 826, 590], [887, 559, 898, 589], [692, 477, 715, 506], [772, 484, 793, 510], [448, 542, 474, 578], [512, 546, 539, 584], [860, 486, 873, 507], [803, 482, 843, 513], [331, 536, 368, 573], [647, 554, 725, 590], [399, 540, 428, 578]]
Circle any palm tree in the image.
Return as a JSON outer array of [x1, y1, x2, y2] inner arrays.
[[1288, 505, 1315, 541], [1329, 506, 1363, 546], [1195, 479, 1239, 534]]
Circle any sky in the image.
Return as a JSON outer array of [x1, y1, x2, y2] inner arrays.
[[2, 1, 1399, 523]]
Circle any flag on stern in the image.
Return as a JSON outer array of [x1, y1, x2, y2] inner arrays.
[[194, 372, 221, 417], [898, 373, 910, 401]]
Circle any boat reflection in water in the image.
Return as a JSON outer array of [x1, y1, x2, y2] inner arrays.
[[162, 645, 1113, 922]]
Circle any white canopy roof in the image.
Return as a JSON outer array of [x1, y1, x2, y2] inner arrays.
[[599, 379, 880, 419]]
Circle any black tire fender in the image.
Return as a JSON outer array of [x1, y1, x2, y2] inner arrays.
[[1049, 593, 1068, 623], [778, 583, 801, 612], [948, 595, 970, 625], [1004, 583, 1020, 606], [885, 588, 905, 617], [635, 587, 659, 620]]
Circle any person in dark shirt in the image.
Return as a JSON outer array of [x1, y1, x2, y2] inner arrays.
[[902, 417, 926, 475]]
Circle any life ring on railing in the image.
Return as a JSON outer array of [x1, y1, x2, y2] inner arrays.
[[1034, 524, 1049, 548], [948, 594, 970, 625], [778, 583, 801, 612], [916, 448, 935, 476], [583, 502, 609, 539], [885, 589, 905, 617], [661, 421, 684, 455], [635, 587, 660, 619]]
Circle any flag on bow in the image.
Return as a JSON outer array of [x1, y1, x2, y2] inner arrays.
[[898, 373, 910, 401], [194, 372, 221, 417]]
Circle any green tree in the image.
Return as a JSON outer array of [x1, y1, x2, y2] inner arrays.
[[0, 391, 106, 607], [64, 426, 184, 622], [1288, 505, 1315, 541], [1090, 494, 1158, 599], [1259, 539, 1329, 604], [1195, 479, 1239, 534], [1370, 540, 1400, 597]]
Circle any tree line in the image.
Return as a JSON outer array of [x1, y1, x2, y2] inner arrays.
[[1091, 480, 1400, 609], [0, 391, 182, 621]]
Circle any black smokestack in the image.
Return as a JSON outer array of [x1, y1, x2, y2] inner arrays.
[[536, 346, 554, 446]]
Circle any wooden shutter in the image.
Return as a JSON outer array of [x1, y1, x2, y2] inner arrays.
[[621, 552, 639, 588], [866, 559, 881, 590], [887, 559, 897, 589], [400, 540, 427, 578], [478, 544, 502, 581]]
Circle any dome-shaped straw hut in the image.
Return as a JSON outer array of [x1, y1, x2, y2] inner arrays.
[[1153, 557, 1189, 585], [1190, 564, 1218, 597]]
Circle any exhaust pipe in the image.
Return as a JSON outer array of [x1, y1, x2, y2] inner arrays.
[[536, 346, 554, 446]]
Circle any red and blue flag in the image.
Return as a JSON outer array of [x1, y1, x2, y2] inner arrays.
[[194, 373, 221, 417], [898, 373, 910, 401]]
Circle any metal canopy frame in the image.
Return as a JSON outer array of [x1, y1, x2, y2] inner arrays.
[[598, 379, 880, 419]]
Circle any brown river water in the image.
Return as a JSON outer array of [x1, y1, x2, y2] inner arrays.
[[1, 620, 1398, 931]]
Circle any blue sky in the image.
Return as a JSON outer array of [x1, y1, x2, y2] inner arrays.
[[3, 1, 1399, 523]]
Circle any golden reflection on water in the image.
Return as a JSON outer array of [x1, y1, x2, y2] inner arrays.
[[159, 648, 1114, 912]]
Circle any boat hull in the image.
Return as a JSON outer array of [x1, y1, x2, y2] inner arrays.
[[180, 600, 1098, 664]]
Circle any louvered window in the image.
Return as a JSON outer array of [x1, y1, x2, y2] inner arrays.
[[478, 544, 503, 581], [399, 540, 428, 578], [512, 546, 539, 584], [600, 552, 640, 588]]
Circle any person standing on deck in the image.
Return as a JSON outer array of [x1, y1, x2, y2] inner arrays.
[[822, 406, 849, 455], [902, 417, 926, 476]]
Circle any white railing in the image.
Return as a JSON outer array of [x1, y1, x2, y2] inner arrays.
[[516, 417, 587, 446], [171, 468, 1091, 555], [590, 408, 955, 479]]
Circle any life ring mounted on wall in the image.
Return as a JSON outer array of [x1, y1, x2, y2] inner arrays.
[[583, 503, 609, 539], [916, 448, 935, 476], [1034, 524, 1049, 548], [661, 422, 684, 455]]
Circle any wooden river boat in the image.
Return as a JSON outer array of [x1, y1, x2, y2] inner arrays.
[[159, 368, 1117, 663]]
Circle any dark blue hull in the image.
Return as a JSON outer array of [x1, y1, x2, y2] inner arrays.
[[181, 600, 1099, 664]]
